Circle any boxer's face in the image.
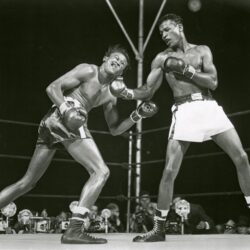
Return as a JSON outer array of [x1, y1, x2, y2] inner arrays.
[[159, 20, 182, 48], [104, 52, 128, 76]]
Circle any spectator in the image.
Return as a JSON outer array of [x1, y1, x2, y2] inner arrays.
[[236, 215, 249, 234], [13, 209, 35, 234], [88, 205, 104, 232], [223, 219, 236, 234], [166, 197, 215, 234], [130, 191, 156, 233], [106, 203, 124, 232], [52, 211, 69, 234]]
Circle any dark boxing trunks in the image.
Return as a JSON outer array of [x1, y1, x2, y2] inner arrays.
[[37, 105, 92, 149]]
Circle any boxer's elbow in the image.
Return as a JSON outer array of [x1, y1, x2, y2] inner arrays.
[[46, 84, 54, 97], [109, 127, 120, 136], [46, 82, 59, 98], [210, 78, 218, 91]]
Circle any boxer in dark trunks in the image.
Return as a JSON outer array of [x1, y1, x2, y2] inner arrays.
[[0, 45, 158, 244]]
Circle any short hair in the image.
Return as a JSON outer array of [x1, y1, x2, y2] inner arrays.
[[158, 13, 183, 27], [106, 203, 119, 211], [140, 190, 150, 198], [105, 44, 130, 69]]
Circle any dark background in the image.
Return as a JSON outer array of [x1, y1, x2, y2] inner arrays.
[[0, 0, 250, 225]]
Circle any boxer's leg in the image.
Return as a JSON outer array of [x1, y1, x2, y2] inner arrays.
[[212, 128, 250, 206], [0, 145, 56, 209], [133, 139, 190, 242], [61, 138, 109, 244]]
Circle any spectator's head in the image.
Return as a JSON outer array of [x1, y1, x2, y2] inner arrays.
[[40, 209, 48, 218], [106, 203, 120, 218], [224, 219, 236, 234], [171, 196, 182, 209], [89, 205, 99, 219], [215, 224, 224, 234], [57, 211, 68, 221], [236, 215, 250, 234], [139, 191, 151, 209], [18, 209, 33, 225]]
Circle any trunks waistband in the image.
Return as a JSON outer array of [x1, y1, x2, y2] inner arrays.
[[174, 92, 214, 105]]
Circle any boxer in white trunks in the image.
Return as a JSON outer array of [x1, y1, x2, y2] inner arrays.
[[109, 14, 250, 242]]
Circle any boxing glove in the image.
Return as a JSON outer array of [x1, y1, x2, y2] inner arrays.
[[130, 101, 158, 123], [59, 102, 87, 131], [109, 76, 134, 100], [164, 57, 196, 79]]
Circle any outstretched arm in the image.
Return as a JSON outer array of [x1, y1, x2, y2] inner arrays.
[[110, 55, 164, 101]]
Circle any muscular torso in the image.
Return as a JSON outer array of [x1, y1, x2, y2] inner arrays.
[[65, 65, 114, 112], [159, 45, 207, 97]]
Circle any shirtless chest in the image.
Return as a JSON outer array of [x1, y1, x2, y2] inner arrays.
[[161, 47, 205, 96], [67, 77, 113, 110]]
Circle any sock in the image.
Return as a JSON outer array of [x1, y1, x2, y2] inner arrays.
[[72, 206, 90, 215], [71, 206, 90, 221], [244, 196, 250, 207], [155, 208, 169, 220]]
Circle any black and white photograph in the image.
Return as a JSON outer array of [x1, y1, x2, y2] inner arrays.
[[0, 0, 249, 249]]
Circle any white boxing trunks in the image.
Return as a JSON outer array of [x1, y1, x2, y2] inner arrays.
[[168, 97, 234, 142]]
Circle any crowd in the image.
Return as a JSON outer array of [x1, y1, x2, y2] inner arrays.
[[0, 194, 250, 235]]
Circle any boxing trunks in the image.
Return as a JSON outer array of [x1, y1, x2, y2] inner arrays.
[[37, 97, 92, 148], [168, 92, 234, 142]]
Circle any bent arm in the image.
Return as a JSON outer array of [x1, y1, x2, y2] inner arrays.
[[46, 64, 93, 107], [103, 99, 135, 136], [192, 46, 218, 90]]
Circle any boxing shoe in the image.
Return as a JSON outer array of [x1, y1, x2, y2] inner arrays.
[[61, 214, 107, 244], [133, 210, 166, 242]]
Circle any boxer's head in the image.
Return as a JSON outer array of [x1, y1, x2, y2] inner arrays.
[[158, 13, 184, 48], [103, 45, 130, 76]]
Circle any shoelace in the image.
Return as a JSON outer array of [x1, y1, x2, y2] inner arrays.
[[139, 219, 160, 239], [82, 230, 103, 240]]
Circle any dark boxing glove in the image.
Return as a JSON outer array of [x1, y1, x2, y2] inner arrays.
[[59, 101, 87, 131], [164, 57, 196, 79], [130, 101, 158, 123], [109, 76, 134, 100]]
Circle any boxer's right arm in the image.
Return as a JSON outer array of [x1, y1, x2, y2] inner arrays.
[[46, 64, 93, 108]]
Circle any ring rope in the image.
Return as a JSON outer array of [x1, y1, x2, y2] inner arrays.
[[0, 153, 128, 168], [1, 147, 250, 168], [126, 147, 250, 166], [132, 109, 250, 136], [24, 191, 243, 200], [0, 109, 249, 136], [0, 119, 112, 135]]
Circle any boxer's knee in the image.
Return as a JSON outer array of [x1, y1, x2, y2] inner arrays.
[[93, 165, 110, 183], [18, 178, 37, 193], [234, 151, 249, 171], [101, 166, 110, 182]]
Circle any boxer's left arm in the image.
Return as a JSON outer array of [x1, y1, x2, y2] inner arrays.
[[103, 98, 135, 136], [190, 46, 218, 90], [103, 98, 158, 136]]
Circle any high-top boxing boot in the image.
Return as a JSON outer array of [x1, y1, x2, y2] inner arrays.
[[133, 209, 166, 242], [61, 212, 107, 244]]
